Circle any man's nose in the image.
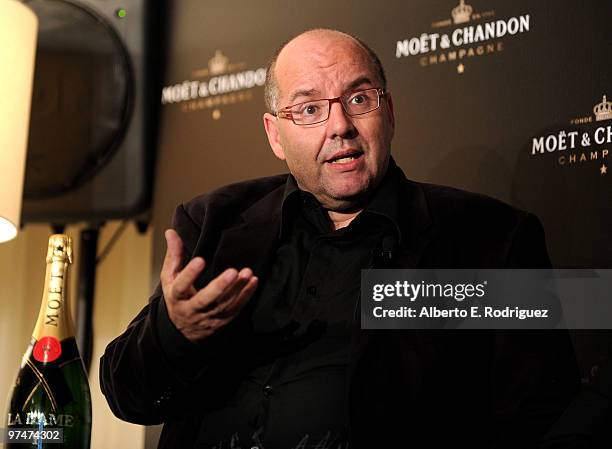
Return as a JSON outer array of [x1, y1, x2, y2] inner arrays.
[[326, 101, 357, 139]]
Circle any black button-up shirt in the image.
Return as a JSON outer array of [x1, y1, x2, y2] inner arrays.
[[199, 164, 403, 449]]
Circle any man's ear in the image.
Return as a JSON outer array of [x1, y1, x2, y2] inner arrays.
[[263, 113, 286, 160]]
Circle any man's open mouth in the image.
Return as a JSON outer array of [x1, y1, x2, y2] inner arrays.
[[327, 150, 364, 164]]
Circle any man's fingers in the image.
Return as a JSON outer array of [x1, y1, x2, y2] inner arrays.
[[196, 268, 257, 314], [167, 267, 258, 341], [170, 257, 206, 300], [193, 267, 257, 310], [194, 268, 240, 308], [223, 276, 258, 316], [209, 268, 252, 309], [161, 229, 183, 285]]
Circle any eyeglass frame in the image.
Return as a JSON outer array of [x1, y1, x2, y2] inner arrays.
[[274, 87, 388, 126]]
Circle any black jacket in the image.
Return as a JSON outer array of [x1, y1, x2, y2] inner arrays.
[[100, 168, 580, 448]]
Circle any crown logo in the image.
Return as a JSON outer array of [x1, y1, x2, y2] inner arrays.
[[452, 0, 473, 24], [208, 50, 229, 75], [593, 95, 612, 121]]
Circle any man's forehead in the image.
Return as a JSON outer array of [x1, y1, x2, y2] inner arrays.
[[277, 30, 369, 69], [275, 32, 376, 101]]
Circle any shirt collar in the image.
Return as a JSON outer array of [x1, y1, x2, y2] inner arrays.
[[279, 174, 305, 239], [279, 157, 403, 243], [356, 157, 403, 244]]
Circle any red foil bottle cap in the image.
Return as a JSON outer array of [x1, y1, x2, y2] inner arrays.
[[33, 336, 62, 363]]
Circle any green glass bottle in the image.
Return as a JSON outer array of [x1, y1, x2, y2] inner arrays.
[[5, 235, 92, 448]]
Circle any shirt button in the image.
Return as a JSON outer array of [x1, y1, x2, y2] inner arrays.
[[306, 285, 317, 296], [263, 385, 273, 397]]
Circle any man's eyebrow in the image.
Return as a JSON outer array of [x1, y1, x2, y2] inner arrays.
[[287, 88, 320, 105], [285, 76, 376, 106], [346, 76, 375, 91]]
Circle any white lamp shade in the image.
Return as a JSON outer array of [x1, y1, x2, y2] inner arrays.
[[0, 0, 38, 242]]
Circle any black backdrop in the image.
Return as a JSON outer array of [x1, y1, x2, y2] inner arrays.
[[154, 0, 611, 269]]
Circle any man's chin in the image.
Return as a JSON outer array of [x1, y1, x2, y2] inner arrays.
[[321, 188, 372, 212]]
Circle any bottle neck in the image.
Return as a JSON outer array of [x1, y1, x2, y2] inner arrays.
[[32, 258, 75, 341]]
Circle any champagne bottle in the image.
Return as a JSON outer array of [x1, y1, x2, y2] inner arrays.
[[5, 235, 91, 448]]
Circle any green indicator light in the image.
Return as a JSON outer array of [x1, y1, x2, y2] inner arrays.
[[116, 8, 127, 19]]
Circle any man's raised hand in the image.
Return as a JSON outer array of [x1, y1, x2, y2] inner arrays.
[[160, 229, 258, 343]]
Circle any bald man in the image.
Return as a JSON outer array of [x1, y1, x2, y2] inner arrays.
[[101, 29, 579, 449]]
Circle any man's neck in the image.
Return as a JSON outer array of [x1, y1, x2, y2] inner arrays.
[[327, 209, 362, 230]]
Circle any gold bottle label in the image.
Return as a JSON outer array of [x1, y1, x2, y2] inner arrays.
[[30, 235, 76, 362]]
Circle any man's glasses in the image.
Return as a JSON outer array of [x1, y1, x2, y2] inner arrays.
[[276, 88, 386, 126]]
